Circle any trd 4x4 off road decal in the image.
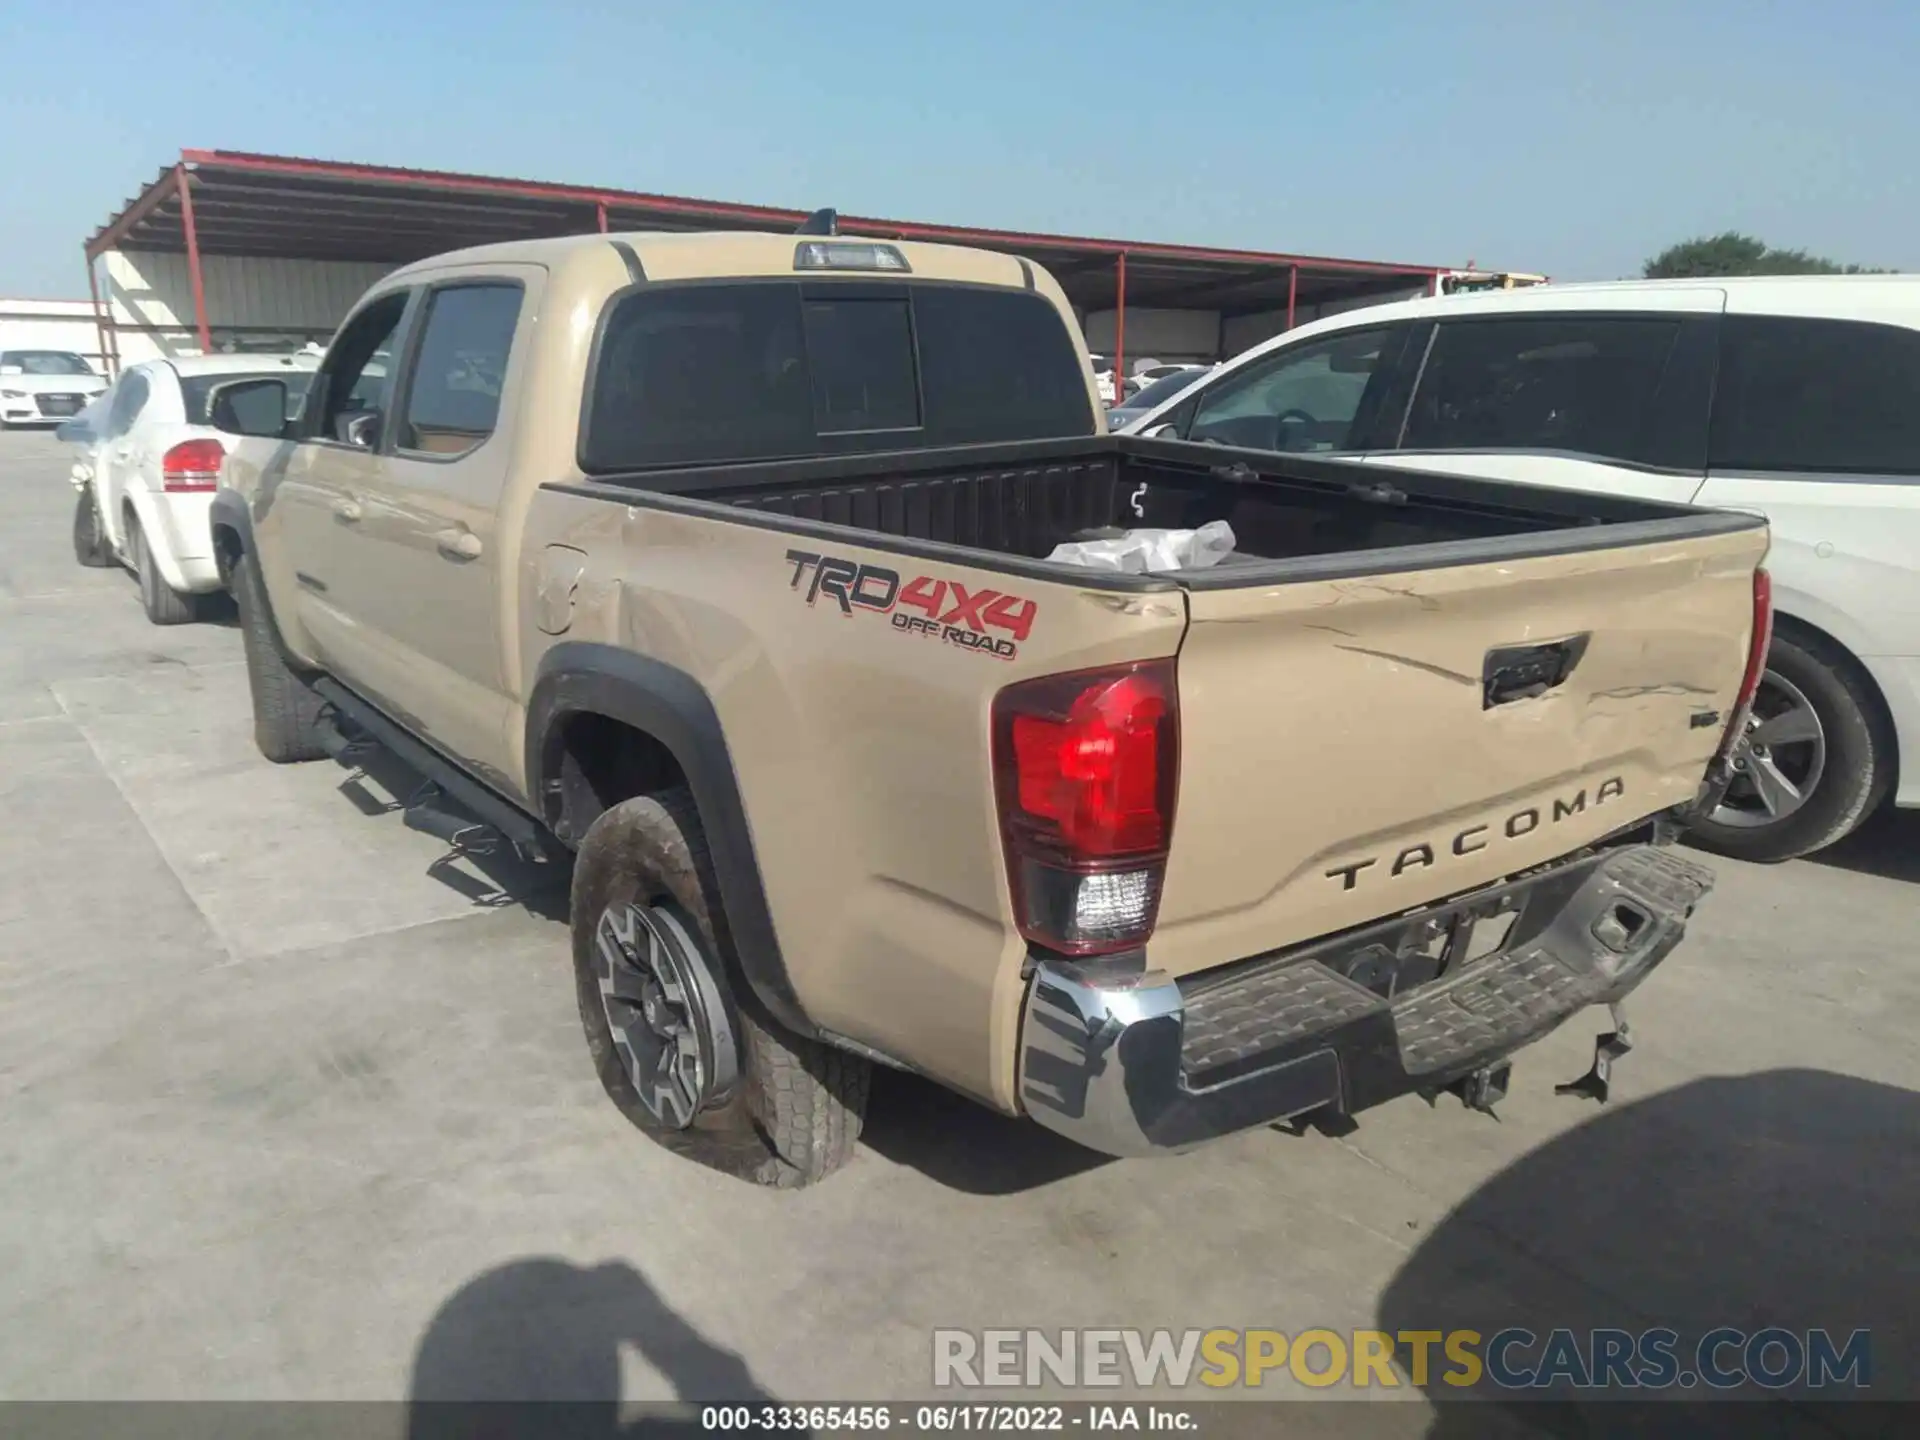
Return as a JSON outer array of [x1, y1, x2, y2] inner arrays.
[[785, 549, 1036, 660]]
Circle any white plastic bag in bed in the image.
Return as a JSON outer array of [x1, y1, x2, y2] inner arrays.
[[1046, 520, 1237, 574]]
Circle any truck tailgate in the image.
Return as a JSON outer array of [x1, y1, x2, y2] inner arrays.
[[1150, 524, 1768, 977]]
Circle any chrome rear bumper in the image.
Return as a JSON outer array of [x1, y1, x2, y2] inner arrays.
[[1016, 843, 1714, 1158]]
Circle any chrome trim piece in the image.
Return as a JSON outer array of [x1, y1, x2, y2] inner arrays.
[[1017, 960, 1187, 1159]]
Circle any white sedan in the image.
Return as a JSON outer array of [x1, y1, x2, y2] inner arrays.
[[71, 354, 314, 625], [1, 350, 108, 426]]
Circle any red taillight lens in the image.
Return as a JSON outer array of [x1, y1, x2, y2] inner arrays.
[[162, 438, 225, 493], [1739, 568, 1773, 711], [1714, 567, 1774, 766], [993, 661, 1178, 956]]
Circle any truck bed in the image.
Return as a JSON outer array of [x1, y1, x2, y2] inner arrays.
[[562, 433, 1755, 586]]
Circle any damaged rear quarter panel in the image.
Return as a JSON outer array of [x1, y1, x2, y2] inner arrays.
[[521, 491, 1186, 1109]]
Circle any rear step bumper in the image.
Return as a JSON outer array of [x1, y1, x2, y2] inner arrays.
[[1016, 843, 1713, 1158]]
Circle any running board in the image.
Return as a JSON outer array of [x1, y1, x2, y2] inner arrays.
[[312, 679, 559, 861]]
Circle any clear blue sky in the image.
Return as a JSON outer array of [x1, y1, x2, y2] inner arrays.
[[3, 0, 1915, 298]]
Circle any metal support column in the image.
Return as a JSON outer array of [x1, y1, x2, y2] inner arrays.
[[596, 201, 609, 233], [175, 164, 212, 354], [1285, 264, 1298, 332], [1113, 251, 1128, 399], [83, 251, 114, 378]]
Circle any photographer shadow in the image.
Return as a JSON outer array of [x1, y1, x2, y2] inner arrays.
[[407, 1258, 783, 1439], [1378, 1069, 1918, 1436]]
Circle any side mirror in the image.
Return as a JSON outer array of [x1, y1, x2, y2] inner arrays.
[[208, 377, 291, 438], [0, 364, 21, 376], [339, 411, 381, 449], [1142, 422, 1179, 439]]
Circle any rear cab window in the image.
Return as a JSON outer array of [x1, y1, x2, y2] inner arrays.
[[579, 280, 1094, 472]]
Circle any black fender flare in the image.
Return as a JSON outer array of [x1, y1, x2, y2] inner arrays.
[[207, 490, 317, 679], [526, 643, 813, 1038]]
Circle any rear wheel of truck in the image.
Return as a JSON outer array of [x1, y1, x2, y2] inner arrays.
[[233, 548, 330, 763], [128, 513, 199, 626], [570, 789, 868, 1188], [72, 488, 114, 567], [1688, 630, 1892, 863]]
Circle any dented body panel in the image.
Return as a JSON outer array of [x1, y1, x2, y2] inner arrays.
[[1154, 526, 1768, 978], [518, 490, 1185, 1106]]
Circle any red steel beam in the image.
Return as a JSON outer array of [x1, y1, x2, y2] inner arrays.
[[176, 150, 1446, 280], [83, 252, 114, 377], [596, 202, 608, 233], [85, 163, 186, 260], [174, 164, 213, 354]]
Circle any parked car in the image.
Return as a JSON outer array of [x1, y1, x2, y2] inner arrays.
[[1088, 353, 1117, 404], [70, 353, 316, 624], [1131, 361, 1204, 386], [209, 231, 1763, 1187], [1123, 275, 1920, 862], [1107, 365, 1214, 431], [1, 350, 109, 427]]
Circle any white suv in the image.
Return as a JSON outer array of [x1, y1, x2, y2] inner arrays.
[[1128, 276, 1920, 862], [71, 354, 315, 624]]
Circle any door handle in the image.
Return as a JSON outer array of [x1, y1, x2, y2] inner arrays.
[[1483, 634, 1591, 708], [333, 498, 363, 523], [435, 528, 483, 560]]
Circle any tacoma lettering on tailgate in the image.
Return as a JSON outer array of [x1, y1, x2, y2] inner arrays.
[[785, 549, 1036, 660], [1324, 777, 1627, 891]]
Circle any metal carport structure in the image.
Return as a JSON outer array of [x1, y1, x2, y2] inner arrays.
[[85, 149, 1447, 377]]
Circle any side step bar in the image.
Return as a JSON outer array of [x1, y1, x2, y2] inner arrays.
[[312, 677, 561, 861]]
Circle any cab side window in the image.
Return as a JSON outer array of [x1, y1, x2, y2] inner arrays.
[[1187, 326, 1400, 453], [312, 291, 411, 448], [396, 284, 524, 458], [1711, 315, 1920, 476], [1401, 317, 1681, 462]]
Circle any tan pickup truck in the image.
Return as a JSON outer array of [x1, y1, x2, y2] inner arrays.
[[209, 229, 1770, 1187]]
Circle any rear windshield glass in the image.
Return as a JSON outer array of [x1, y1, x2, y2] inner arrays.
[[180, 371, 315, 425], [580, 281, 1093, 471]]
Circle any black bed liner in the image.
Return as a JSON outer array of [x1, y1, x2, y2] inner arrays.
[[547, 433, 1764, 592]]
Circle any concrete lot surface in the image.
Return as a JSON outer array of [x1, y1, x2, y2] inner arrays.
[[1, 428, 1914, 1429]]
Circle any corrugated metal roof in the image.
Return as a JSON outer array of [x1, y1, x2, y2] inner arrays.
[[86, 150, 1443, 317]]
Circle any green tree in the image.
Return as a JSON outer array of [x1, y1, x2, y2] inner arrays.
[[1643, 232, 1883, 278]]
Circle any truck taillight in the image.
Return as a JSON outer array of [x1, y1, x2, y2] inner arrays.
[[1739, 568, 1773, 712], [992, 660, 1178, 957], [162, 438, 225, 493], [1715, 567, 1774, 765]]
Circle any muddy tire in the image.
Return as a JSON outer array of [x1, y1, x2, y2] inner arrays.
[[1688, 629, 1893, 863], [233, 548, 328, 763], [571, 789, 868, 1188], [128, 513, 198, 626], [72, 488, 114, 567]]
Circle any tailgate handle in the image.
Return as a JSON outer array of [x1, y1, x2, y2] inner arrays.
[[1483, 634, 1589, 708]]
